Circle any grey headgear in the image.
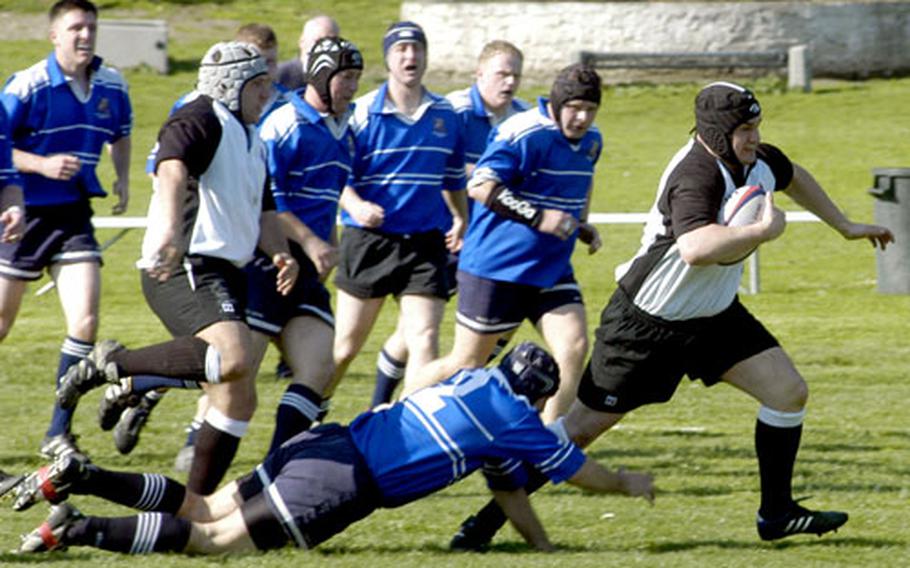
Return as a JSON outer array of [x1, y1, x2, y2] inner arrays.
[[197, 41, 268, 112]]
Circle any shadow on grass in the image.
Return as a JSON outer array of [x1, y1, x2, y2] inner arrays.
[[647, 535, 903, 553], [0, 550, 95, 564]]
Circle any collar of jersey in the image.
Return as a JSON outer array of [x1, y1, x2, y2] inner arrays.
[[371, 81, 437, 123], [47, 51, 102, 87]]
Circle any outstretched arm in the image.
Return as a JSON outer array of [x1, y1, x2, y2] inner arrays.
[[490, 488, 554, 552], [784, 163, 894, 249], [567, 458, 655, 503]]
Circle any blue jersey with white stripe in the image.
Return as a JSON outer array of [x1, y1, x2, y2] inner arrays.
[[343, 83, 466, 234], [1, 54, 132, 206], [0, 107, 21, 188], [459, 98, 602, 287], [446, 84, 529, 167], [348, 368, 586, 508], [259, 94, 354, 242]]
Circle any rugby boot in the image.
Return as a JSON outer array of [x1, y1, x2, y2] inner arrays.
[[10, 453, 88, 511], [17, 503, 84, 553], [56, 339, 123, 409], [757, 499, 848, 541]]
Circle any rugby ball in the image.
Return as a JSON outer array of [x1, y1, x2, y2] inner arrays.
[[722, 185, 766, 227]]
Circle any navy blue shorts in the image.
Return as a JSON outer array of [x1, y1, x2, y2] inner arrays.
[[577, 288, 779, 413], [334, 226, 450, 299], [245, 245, 333, 336], [455, 270, 584, 334], [141, 255, 248, 337], [237, 424, 379, 549], [0, 203, 100, 280]]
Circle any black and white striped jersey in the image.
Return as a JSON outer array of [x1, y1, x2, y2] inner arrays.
[[616, 139, 793, 320], [141, 95, 273, 268]]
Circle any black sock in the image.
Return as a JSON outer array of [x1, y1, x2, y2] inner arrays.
[[756, 418, 803, 519], [268, 384, 323, 455], [66, 514, 191, 553], [187, 421, 241, 495], [371, 349, 405, 407], [79, 465, 186, 513], [112, 337, 210, 382]]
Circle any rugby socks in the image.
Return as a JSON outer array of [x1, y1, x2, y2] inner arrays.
[[187, 407, 248, 495], [130, 375, 200, 393], [755, 406, 806, 519], [77, 465, 186, 513], [371, 349, 406, 407], [268, 383, 324, 454], [110, 337, 210, 382], [65, 513, 191, 553], [47, 337, 93, 436]]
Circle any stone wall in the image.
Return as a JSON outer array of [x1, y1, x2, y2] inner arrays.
[[401, 1, 910, 84]]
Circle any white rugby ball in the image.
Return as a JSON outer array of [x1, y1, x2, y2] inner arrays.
[[722, 185, 766, 227]]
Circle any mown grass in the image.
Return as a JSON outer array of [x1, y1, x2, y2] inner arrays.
[[1, 1, 909, 566]]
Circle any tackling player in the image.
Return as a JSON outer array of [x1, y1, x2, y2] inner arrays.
[[8, 343, 655, 555]]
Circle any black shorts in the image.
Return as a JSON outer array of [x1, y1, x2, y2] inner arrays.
[[334, 226, 450, 299], [141, 255, 248, 337], [577, 288, 779, 413], [245, 246, 333, 336], [455, 270, 583, 334], [236, 423, 379, 549], [0, 203, 100, 280]]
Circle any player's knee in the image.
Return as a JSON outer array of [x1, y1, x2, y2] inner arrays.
[[69, 312, 99, 340], [770, 376, 809, 411]]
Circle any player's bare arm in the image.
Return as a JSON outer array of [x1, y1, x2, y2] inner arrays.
[[147, 158, 190, 281], [442, 188, 468, 252], [567, 458, 655, 503], [339, 185, 384, 228], [277, 211, 337, 280], [258, 211, 299, 296], [11, 149, 81, 181], [784, 163, 894, 250], [491, 488, 554, 552], [108, 136, 131, 214], [0, 183, 24, 242], [678, 192, 786, 266]]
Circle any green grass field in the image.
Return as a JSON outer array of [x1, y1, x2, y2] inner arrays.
[[1, 1, 909, 566]]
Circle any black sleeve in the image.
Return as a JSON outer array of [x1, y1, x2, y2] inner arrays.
[[154, 97, 222, 179], [665, 156, 727, 237], [756, 143, 794, 190], [484, 184, 543, 227]]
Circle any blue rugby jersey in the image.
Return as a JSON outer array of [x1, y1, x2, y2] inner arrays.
[[0, 108, 21, 188], [343, 83, 466, 234], [1, 54, 132, 206], [258, 93, 354, 242], [446, 84, 529, 167], [348, 367, 585, 508], [458, 97, 602, 288]]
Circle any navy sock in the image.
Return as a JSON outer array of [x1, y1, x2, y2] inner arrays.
[[267, 384, 323, 454], [47, 337, 93, 437], [371, 349, 405, 407], [66, 513, 191, 553], [130, 374, 200, 394]]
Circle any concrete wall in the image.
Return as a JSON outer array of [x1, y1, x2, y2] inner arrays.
[[401, 1, 910, 84]]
